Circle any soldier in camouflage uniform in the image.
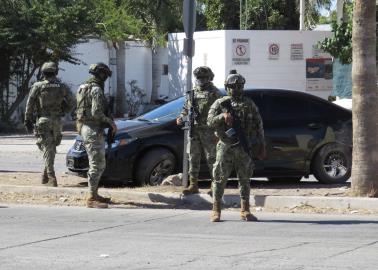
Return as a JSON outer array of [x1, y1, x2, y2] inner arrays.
[[76, 63, 117, 208], [207, 72, 266, 222], [24, 62, 75, 187], [177, 66, 222, 195]]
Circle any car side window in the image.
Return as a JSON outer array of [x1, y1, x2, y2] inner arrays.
[[266, 94, 309, 121], [308, 99, 330, 119]]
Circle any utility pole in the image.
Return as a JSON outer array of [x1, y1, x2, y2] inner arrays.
[[336, 0, 344, 24], [299, 0, 305, 30], [240, 0, 243, 29], [182, 0, 196, 188]]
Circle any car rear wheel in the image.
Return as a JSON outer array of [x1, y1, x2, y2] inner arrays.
[[135, 148, 176, 186], [267, 177, 302, 183], [312, 143, 351, 184]]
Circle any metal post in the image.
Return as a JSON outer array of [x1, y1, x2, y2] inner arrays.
[[182, 0, 196, 188], [336, 0, 344, 24], [182, 56, 192, 188], [239, 0, 243, 29], [299, 0, 305, 31]]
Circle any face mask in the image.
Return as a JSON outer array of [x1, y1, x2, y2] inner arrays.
[[227, 84, 244, 97], [195, 77, 210, 87]]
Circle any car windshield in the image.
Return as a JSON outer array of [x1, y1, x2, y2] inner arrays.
[[136, 97, 184, 123]]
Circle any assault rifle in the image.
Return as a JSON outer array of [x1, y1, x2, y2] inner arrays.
[[221, 99, 253, 160], [105, 97, 116, 152], [187, 89, 197, 139]]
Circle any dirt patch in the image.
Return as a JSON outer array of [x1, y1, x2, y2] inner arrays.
[[0, 172, 351, 197]]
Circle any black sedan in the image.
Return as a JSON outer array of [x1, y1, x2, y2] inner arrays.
[[66, 89, 352, 186]]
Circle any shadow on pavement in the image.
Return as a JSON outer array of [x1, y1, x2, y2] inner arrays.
[[260, 219, 378, 225]]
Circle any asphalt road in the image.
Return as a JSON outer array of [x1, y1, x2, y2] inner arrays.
[[0, 204, 377, 270], [0, 133, 76, 173]]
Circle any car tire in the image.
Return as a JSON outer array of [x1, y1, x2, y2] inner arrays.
[[312, 143, 351, 184], [135, 148, 176, 186], [267, 177, 302, 183]]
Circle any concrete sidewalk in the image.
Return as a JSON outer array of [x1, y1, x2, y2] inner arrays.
[[1, 184, 378, 213]]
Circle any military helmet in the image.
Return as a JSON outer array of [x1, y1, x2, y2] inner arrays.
[[193, 66, 214, 81], [41, 62, 58, 74], [89, 62, 112, 77], [225, 73, 246, 87]]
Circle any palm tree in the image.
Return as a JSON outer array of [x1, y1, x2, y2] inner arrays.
[[298, 0, 332, 29], [351, 0, 378, 197]]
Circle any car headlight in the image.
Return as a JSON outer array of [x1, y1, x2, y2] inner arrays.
[[105, 137, 138, 149]]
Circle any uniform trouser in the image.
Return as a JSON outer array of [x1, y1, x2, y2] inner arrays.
[[212, 141, 254, 201], [80, 124, 106, 196], [189, 128, 217, 180], [35, 117, 62, 176]]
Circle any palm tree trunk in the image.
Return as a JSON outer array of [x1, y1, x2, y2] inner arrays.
[[351, 0, 378, 197]]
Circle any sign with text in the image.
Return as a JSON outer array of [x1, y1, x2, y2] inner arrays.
[[290, 43, 303, 60], [232, 38, 250, 65], [306, 58, 333, 91]]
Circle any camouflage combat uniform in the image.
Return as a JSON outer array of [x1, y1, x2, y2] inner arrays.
[[25, 72, 75, 186], [181, 83, 221, 181], [76, 77, 113, 201], [207, 72, 265, 222]]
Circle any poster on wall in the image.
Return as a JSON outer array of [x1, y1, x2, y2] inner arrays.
[[306, 58, 333, 91], [290, 43, 303, 60], [232, 38, 250, 65], [268, 43, 280, 60]]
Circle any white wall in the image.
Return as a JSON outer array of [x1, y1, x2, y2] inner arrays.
[[168, 31, 226, 98], [224, 30, 332, 99], [157, 48, 170, 99], [59, 39, 110, 94], [59, 39, 152, 104], [125, 41, 152, 103], [168, 30, 332, 99]]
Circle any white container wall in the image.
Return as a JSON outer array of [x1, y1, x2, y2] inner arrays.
[[168, 30, 333, 100]]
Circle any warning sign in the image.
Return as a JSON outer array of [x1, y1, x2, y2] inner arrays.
[[268, 43, 280, 60], [291, 43, 303, 60], [232, 38, 250, 65]]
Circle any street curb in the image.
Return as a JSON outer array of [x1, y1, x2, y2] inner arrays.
[[1, 185, 378, 211]]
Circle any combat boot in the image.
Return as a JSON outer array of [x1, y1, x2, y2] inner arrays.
[[86, 196, 108, 209], [41, 169, 48, 184], [45, 173, 57, 187], [240, 199, 258, 221], [182, 177, 199, 195], [94, 194, 112, 204], [211, 200, 221, 222]]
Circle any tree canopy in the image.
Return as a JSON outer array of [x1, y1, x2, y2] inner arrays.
[[0, 0, 98, 123]]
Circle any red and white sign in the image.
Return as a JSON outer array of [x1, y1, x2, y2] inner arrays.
[[232, 38, 250, 65], [268, 43, 280, 59]]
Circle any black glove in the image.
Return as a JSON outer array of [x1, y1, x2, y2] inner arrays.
[[24, 120, 34, 133]]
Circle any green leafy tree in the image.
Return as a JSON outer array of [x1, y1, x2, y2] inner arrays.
[[197, 0, 331, 30], [319, 2, 378, 65], [301, 0, 332, 29], [318, 3, 353, 64], [0, 0, 97, 124], [92, 0, 146, 117]]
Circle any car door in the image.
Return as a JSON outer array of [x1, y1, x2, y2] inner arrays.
[[262, 91, 327, 174], [246, 91, 265, 171]]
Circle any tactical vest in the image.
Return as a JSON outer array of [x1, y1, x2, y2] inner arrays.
[[36, 80, 65, 117], [76, 83, 93, 122], [193, 86, 220, 126]]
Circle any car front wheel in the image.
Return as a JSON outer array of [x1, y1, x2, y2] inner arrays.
[[312, 143, 351, 184], [135, 148, 176, 186]]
